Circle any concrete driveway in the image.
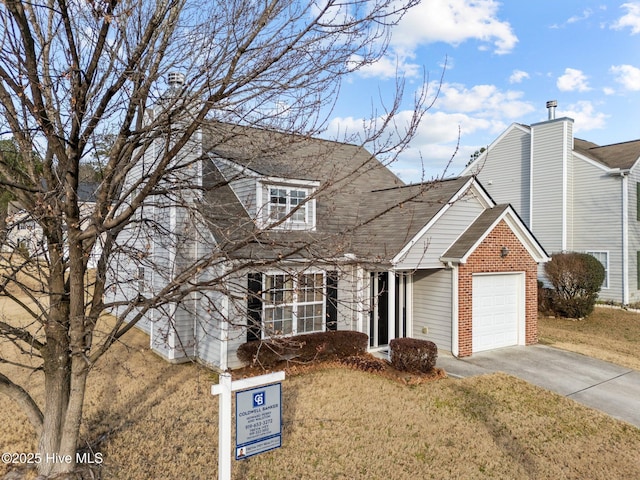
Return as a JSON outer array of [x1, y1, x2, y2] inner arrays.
[[436, 345, 640, 429]]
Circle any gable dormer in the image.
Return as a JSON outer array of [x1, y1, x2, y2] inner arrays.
[[256, 177, 319, 231], [209, 155, 319, 231]]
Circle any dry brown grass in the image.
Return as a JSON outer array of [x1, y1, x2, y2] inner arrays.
[[539, 306, 640, 370], [2, 301, 640, 478]]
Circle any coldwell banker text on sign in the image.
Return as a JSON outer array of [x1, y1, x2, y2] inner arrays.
[[235, 383, 282, 459]]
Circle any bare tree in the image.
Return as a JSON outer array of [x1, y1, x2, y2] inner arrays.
[[0, 0, 432, 477]]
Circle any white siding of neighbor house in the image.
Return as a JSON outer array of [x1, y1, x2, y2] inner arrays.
[[411, 268, 452, 351], [530, 119, 573, 253], [471, 125, 531, 224], [572, 157, 624, 303], [573, 159, 624, 302], [628, 166, 640, 304], [395, 192, 485, 270]]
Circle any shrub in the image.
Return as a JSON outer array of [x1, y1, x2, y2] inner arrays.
[[544, 252, 605, 318], [237, 330, 368, 368], [537, 280, 554, 316], [389, 337, 438, 373]]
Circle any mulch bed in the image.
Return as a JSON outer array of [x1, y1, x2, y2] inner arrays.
[[232, 353, 447, 386]]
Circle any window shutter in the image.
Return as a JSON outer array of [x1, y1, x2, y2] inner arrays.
[[637, 182, 640, 221], [247, 273, 262, 342], [326, 271, 338, 331]]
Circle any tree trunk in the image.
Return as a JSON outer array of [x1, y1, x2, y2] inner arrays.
[[38, 348, 71, 477]]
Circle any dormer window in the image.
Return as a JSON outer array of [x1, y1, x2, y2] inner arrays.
[[258, 179, 317, 230], [269, 187, 307, 224]]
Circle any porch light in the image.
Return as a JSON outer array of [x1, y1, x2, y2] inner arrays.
[[500, 246, 509, 258]]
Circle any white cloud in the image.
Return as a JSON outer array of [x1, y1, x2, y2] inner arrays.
[[435, 83, 535, 119], [557, 68, 591, 92], [349, 53, 421, 80], [603, 86, 616, 95], [509, 70, 530, 84], [611, 2, 640, 34], [558, 101, 608, 132], [391, 0, 518, 55], [610, 64, 640, 90], [567, 8, 593, 24], [326, 81, 538, 181]]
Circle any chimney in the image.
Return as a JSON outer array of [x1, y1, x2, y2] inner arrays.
[[546, 100, 557, 120], [168, 72, 185, 89]]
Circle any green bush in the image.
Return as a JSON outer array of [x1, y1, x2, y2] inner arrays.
[[544, 252, 605, 318], [237, 330, 368, 368], [389, 337, 438, 373]]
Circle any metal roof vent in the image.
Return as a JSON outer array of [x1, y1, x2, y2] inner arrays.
[[546, 100, 558, 120]]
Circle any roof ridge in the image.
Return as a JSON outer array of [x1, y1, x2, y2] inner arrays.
[[369, 175, 470, 193]]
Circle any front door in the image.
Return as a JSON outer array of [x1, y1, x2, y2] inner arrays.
[[370, 272, 389, 348], [370, 272, 410, 349]]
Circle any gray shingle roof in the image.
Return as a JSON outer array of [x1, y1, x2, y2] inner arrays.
[[350, 177, 473, 260], [199, 122, 478, 263], [441, 204, 510, 260], [574, 138, 640, 170]]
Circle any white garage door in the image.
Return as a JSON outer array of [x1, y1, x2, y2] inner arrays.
[[472, 273, 521, 353]]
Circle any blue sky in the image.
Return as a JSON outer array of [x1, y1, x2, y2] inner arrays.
[[327, 1, 640, 182]]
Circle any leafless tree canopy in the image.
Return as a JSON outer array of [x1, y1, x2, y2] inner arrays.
[[0, 0, 428, 476]]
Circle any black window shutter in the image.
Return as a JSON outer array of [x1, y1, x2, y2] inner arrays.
[[326, 271, 338, 331], [247, 273, 262, 342], [637, 182, 640, 221]]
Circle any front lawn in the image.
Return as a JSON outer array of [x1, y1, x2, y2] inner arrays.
[[2, 324, 640, 479], [538, 306, 640, 371]]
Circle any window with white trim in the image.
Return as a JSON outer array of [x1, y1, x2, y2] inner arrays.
[[586, 251, 609, 289], [267, 187, 310, 227], [263, 272, 325, 337]]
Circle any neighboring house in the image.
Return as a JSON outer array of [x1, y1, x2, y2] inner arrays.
[[107, 120, 548, 370], [462, 101, 640, 305], [3, 182, 102, 267]]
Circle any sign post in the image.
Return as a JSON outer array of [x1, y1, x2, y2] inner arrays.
[[211, 371, 285, 480]]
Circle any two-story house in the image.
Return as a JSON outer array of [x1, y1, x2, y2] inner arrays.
[[463, 101, 640, 305], [106, 116, 548, 370]]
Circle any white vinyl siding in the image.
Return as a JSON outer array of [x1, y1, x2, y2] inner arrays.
[[628, 170, 640, 303], [472, 126, 531, 224], [412, 269, 452, 351], [395, 192, 485, 270], [573, 157, 623, 302], [530, 119, 573, 253]]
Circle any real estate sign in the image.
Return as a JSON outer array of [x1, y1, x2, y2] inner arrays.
[[235, 382, 282, 460]]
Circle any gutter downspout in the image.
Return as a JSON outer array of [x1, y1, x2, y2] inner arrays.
[[562, 121, 568, 251], [450, 262, 459, 357], [622, 173, 630, 305]]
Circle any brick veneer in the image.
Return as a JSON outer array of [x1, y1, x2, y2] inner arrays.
[[457, 220, 538, 357]]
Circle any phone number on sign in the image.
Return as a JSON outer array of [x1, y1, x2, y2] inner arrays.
[[2, 452, 103, 465]]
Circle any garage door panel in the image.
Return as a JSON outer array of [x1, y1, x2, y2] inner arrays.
[[472, 274, 521, 353]]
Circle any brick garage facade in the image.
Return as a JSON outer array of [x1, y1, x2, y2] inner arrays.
[[457, 220, 539, 357]]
